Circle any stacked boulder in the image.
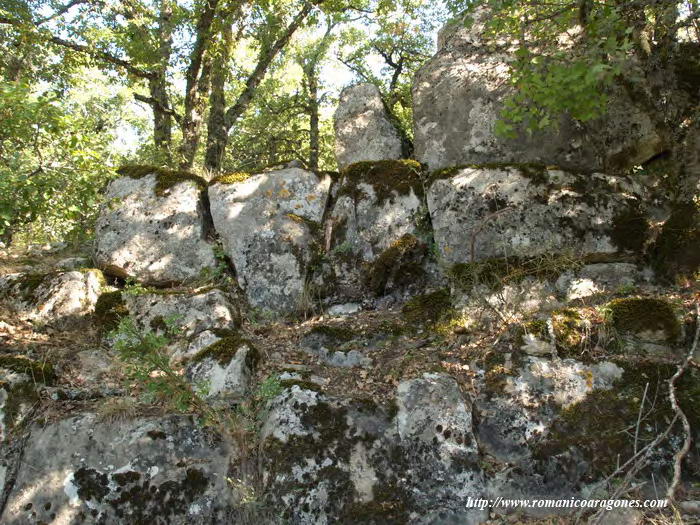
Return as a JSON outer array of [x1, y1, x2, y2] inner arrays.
[[412, 6, 663, 173]]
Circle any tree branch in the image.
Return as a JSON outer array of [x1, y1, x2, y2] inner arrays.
[[133, 94, 182, 123], [0, 15, 157, 80]]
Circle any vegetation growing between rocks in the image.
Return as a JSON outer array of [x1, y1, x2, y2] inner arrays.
[[117, 165, 207, 197], [338, 160, 425, 203]]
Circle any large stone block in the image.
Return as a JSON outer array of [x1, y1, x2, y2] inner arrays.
[[413, 9, 663, 172], [1, 414, 234, 524], [95, 169, 216, 284], [427, 166, 647, 266], [208, 168, 332, 315], [334, 83, 406, 170]]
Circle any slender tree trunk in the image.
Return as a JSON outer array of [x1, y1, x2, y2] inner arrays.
[[307, 70, 320, 171], [204, 22, 234, 172], [151, 0, 174, 163], [204, 1, 315, 172], [177, 0, 220, 169]]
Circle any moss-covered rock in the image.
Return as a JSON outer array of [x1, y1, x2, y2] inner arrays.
[[94, 290, 127, 332], [605, 297, 681, 342], [534, 361, 700, 479], [117, 165, 207, 197], [338, 159, 425, 204], [365, 234, 427, 295], [209, 172, 251, 185], [401, 289, 452, 325], [0, 355, 56, 384], [191, 335, 259, 369]]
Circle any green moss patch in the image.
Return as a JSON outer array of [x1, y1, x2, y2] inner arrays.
[[0, 355, 56, 384], [401, 289, 452, 325], [338, 160, 425, 204], [605, 297, 681, 342], [309, 324, 356, 342], [117, 165, 206, 197], [209, 172, 252, 185], [192, 336, 259, 369], [94, 291, 127, 332], [519, 309, 588, 360]]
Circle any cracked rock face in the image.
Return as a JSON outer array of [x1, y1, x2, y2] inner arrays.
[[334, 83, 405, 170], [208, 168, 332, 315], [427, 166, 647, 266], [94, 173, 216, 285], [1, 414, 234, 524], [413, 9, 663, 173], [259, 374, 487, 524], [0, 270, 103, 326]]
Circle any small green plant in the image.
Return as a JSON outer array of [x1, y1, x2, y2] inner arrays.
[[109, 315, 212, 414], [332, 241, 353, 255], [122, 277, 149, 296], [235, 375, 283, 432]]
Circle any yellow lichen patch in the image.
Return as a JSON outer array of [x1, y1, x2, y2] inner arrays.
[[209, 172, 252, 185]]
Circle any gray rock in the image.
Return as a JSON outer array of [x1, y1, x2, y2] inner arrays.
[[334, 83, 405, 169], [56, 257, 91, 271], [413, 10, 663, 172], [185, 339, 258, 401], [328, 160, 431, 299], [95, 172, 216, 284], [475, 357, 623, 464], [555, 263, 646, 301], [326, 303, 361, 316], [0, 270, 103, 325], [259, 374, 487, 524], [427, 167, 646, 266], [124, 288, 240, 339], [209, 168, 331, 315], [1, 414, 234, 524]]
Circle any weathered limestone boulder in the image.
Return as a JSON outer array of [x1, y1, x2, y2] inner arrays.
[[259, 375, 487, 524], [94, 168, 216, 284], [334, 83, 407, 170], [413, 9, 663, 172], [327, 160, 434, 300], [209, 168, 332, 315], [0, 270, 103, 325], [1, 414, 234, 524], [428, 166, 647, 267], [123, 288, 240, 339], [185, 336, 258, 402]]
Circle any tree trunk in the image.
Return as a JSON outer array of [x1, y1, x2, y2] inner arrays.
[[177, 0, 220, 169], [307, 70, 320, 171], [151, 0, 174, 163], [204, 1, 315, 172]]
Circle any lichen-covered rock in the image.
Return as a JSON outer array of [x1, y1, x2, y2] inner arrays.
[[474, 357, 623, 515], [1, 414, 234, 524], [185, 337, 258, 401], [413, 9, 663, 172], [0, 270, 103, 325], [124, 288, 240, 339], [209, 168, 332, 315], [334, 83, 406, 170], [94, 169, 216, 284], [328, 160, 434, 300], [428, 166, 647, 266], [555, 263, 647, 301], [259, 375, 487, 524]]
